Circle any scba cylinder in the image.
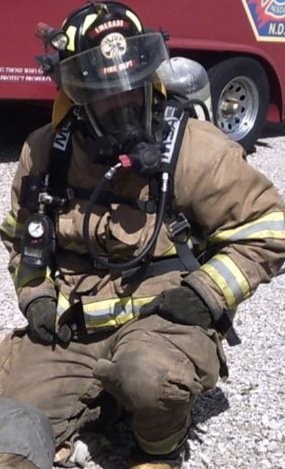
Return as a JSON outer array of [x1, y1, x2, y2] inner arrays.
[[157, 56, 213, 121]]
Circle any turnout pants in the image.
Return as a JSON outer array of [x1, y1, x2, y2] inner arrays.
[[0, 315, 223, 456]]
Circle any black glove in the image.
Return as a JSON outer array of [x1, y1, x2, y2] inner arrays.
[[139, 286, 213, 329], [26, 297, 72, 345]]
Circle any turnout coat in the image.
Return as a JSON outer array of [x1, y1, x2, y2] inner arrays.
[[1, 118, 285, 333]]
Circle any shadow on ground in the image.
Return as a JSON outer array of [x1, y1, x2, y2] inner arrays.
[[56, 387, 229, 469], [188, 386, 229, 444], [248, 122, 285, 154]]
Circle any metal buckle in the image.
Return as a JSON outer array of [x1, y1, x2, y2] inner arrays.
[[167, 212, 191, 240]]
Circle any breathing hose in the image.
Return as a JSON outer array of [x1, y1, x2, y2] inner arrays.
[[82, 162, 169, 271]]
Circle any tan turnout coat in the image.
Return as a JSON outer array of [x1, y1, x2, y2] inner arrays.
[[1, 118, 285, 333]]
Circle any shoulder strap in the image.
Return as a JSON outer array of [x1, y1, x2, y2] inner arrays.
[[161, 102, 201, 271], [148, 100, 190, 212], [160, 100, 189, 174], [48, 112, 74, 198]]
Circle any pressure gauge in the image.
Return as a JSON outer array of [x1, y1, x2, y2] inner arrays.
[[21, 213, 54, 268], [27, 220, 45, 238]]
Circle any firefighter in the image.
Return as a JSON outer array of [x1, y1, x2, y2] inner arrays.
[[0, 2, 285, 468]]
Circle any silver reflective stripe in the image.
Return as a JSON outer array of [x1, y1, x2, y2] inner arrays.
[[226, 220, 285, 241], [55, 292, 156, 330], [201, 254, 251, 309], [83, 296, 155, 329], [210, 212, 285, 243]]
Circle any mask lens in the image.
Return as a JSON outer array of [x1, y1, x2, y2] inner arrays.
[[86, 88, 145, 141]]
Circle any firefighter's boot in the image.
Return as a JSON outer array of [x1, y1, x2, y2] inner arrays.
[[129, 444, 186, 469], [130, 463, 181, 469]]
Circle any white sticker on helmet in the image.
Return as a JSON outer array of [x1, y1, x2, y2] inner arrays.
[[100, 32, 127, 59]]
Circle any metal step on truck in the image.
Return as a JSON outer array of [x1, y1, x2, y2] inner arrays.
[[1, 0, 285, 151]]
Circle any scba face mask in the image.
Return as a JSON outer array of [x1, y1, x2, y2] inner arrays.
[[59, 31, 169, 153], [84, 86, 152, 151]]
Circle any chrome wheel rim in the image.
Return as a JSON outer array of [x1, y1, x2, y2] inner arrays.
[[216, 76, 259, 141]]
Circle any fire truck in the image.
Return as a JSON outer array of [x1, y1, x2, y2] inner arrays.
[[1, 0, 285, 151]]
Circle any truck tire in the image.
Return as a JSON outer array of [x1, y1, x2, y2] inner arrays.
[[208, 57, 269, 152]]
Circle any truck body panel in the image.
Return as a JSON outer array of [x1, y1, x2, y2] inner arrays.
[[1, 1, 285, 149]]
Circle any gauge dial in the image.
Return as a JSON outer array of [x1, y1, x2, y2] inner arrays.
[[28, 220, 44, 238]]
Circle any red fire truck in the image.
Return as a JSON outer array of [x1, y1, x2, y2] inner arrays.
[[1, 0, 285, 151]]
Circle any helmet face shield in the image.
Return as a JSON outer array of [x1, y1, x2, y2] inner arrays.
[[59, 32, 169, 105]]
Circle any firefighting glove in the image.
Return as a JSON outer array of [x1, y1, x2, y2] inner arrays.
[[139, 285, 213, 329], [26, 297, 72, 345]]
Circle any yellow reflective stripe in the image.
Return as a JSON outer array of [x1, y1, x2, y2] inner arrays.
[[134, 424, 188, 455], [57, 291, 71, 314], [83, 295, 155, 329], [126, 10, 143, 32], [15, 265, 53, 290], [82, 13, 98, 34], [160, 243, 177, 257], [201, 262, 236, 308], [200, 254, 251, 309], [56, 292, 72, 325], [210, 212, 285, 243], [65, 25, 77, 52], [56, 293, 156, 329], [0, 212, 24, 239]]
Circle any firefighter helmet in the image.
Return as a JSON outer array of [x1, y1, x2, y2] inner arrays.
[[37, 2, 169, 151], [61, 3, 168, 141]]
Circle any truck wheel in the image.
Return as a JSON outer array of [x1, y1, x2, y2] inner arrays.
[[208, 57, 269, 152]]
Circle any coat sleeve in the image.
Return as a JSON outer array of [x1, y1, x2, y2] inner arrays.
[[175, 121, 285, 318], [0, 125, 57, 313]]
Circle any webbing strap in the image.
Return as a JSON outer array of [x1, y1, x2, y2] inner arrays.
[[173, 241, 200, 272], [161, 102, 189, 174], [122, 257, 186, 284], [49, 116, 73, 197]]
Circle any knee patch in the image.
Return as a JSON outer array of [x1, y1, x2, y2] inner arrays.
[[93, 344, 200, 413]]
